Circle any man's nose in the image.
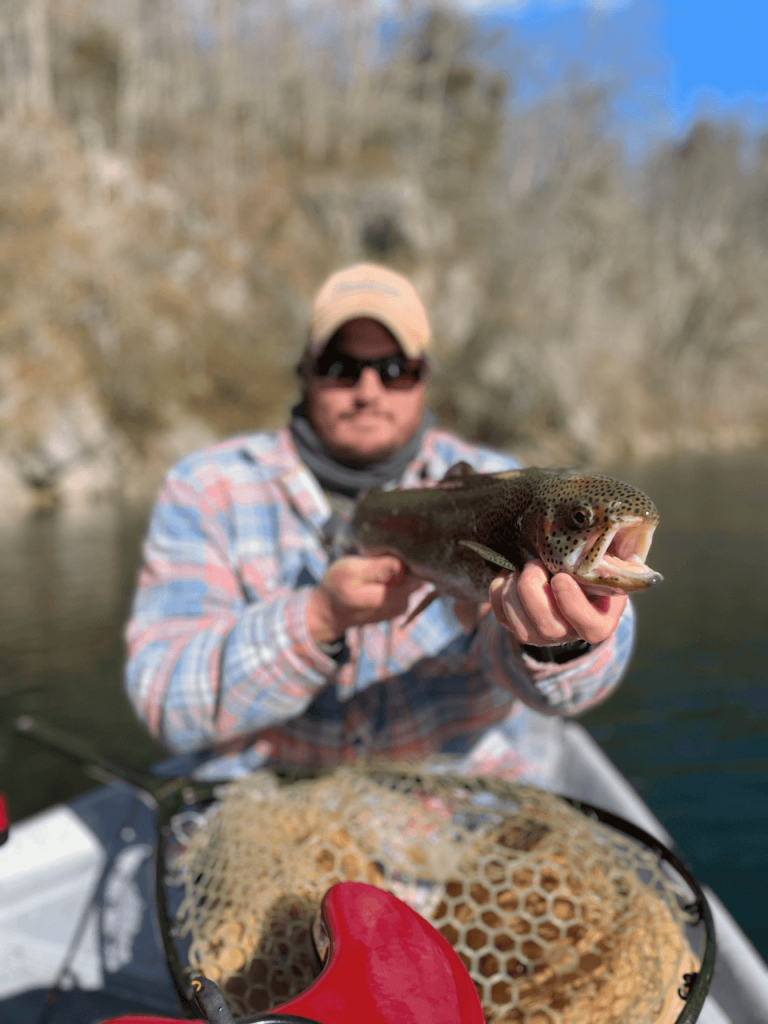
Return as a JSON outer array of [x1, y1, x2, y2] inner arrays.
[[353, 366, 384, 400]]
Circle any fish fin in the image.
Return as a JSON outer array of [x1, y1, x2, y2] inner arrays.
[[459, 540, 518, 571], [438, 464, 526, 490], [437, 461, 495, 491], [491, 468, 525, 480], [401, 588, 440, 627], [442, 461, 477, 481]]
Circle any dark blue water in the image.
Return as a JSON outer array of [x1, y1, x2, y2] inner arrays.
[[0, 505, 163, 818], [582, 450, 768, 960], [1, 450, 766, 959]]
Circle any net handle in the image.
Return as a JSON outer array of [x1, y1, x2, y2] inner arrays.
[[193, 975, 325, 1024]]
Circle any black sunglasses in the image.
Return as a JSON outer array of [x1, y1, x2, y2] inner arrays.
[[312, 352, 428, 389]]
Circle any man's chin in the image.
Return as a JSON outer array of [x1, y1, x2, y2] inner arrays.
[[329, 439, 399, 467]]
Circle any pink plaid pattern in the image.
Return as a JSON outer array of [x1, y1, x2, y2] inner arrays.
[[123, 427, 635, 771]]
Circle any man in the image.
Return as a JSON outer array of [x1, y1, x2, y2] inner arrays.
[[124, 264, 634, 780]]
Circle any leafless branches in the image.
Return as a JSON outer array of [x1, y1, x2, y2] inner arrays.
[[0, 0, 766, 473]]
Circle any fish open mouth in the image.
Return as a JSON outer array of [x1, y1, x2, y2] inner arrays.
[[570, 520, 663, 594]]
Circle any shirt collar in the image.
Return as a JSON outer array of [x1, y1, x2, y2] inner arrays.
[[243, 427, 331, 532]]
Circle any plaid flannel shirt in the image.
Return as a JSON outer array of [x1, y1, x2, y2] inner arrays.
[[124, 426, 635, 778]]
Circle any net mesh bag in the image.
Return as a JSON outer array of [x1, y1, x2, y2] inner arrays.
[[170, 768, 700, 1023]]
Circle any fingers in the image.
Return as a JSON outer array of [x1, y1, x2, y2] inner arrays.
[[550, 574, 626, 645], [357, 557, 423, 606], [327, 555, 405, 597], [516, 563, 576, 642], [309, 556, 422, 642], [317, 554, 627, 649], [489, 565, 575, 646], [489, 561, 626, 647], [360, 555, 407, 585]]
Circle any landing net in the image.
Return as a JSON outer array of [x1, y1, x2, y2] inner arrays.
[[170, 768, 700, 1023]]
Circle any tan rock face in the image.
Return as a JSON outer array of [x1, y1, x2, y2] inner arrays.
[[0, 320, 122, 512], [0, 117, 475, 517], [2, 1, 768, 519], [0, 122, 303, 514]]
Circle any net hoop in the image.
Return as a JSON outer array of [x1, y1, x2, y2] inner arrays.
[[153, 771, 715, 1024]]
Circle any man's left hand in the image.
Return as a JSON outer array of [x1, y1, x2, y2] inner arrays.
[[488, 560, 626, 648]]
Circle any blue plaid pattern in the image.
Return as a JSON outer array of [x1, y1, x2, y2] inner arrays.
[[124, 427, 635, 776]]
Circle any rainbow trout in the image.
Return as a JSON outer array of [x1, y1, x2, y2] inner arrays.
[[352, 463, 662, 601]]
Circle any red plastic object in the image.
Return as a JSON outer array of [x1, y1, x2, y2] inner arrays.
[[96, 1018, 180, 1023], [102, 882, 485, 1024], [280, 882, 484, 1024], [0, 792, 8, 846]]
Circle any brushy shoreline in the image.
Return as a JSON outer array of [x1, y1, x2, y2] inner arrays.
[[1, 1, 767, 514]]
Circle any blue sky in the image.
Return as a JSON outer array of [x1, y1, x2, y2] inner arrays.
[[469, 0, 768, 136], [659, 2, 768, 127]]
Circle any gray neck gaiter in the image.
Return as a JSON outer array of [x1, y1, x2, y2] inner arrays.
[[289, 401, 433, 498]]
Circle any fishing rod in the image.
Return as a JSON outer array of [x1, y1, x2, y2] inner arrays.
[[15, 714, 210, 808]]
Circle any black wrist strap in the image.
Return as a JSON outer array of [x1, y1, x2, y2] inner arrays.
[[317, 635, 349, 664], [521, 639, 593, 664]]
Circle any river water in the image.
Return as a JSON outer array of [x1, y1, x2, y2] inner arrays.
[[0, 450, 766, 959]]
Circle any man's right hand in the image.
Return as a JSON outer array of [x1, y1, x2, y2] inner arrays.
[[307, 555, 423, 644]]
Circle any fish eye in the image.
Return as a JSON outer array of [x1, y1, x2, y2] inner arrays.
[[570, 506, 593, 528]]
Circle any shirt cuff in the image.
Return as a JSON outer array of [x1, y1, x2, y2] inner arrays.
[[277, 588, 342, 680]]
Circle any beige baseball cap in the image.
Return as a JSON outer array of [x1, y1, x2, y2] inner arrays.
[[307, 264, 431, 358]]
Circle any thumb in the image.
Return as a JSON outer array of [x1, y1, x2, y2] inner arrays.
[[367, 556, 406, 583]]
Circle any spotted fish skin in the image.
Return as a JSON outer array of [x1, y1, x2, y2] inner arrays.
[[352, 464, 662, 599]]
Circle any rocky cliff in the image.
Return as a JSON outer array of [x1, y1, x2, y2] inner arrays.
[[1, 3, 767, 516]]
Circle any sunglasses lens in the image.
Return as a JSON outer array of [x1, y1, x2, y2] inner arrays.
[[314, 354, 426, 388], [321, 357, 358, 384], [380, 357, 424, 388]]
